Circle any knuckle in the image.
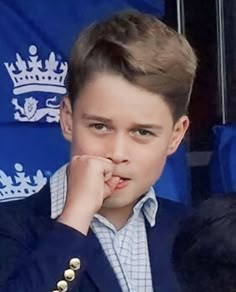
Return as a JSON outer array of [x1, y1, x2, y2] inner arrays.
[[71, 155, 80, 163]]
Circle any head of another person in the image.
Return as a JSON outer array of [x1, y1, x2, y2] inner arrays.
[[172, 195, 236, 292], [60, 10, 197, 209]]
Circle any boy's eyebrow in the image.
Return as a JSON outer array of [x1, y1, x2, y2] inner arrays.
[[82, 113, 163, 131], [132, 123, 163, 131], [82, 113, 112, 123]]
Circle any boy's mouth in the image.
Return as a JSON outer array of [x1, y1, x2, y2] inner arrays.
[[113, 175, 130, 182], [113, 176, 130, 190]]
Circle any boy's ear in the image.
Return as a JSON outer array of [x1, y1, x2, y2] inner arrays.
[[167, 115, 189, 155], [60, 96, 73, 142]]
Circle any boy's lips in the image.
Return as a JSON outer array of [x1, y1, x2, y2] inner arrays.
[[112, 175, 130, 181], [112, 176, 130, 190]]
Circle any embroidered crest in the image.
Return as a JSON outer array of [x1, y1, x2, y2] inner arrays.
[[5, 45, 67, 123], [0, 163, 47, 202]]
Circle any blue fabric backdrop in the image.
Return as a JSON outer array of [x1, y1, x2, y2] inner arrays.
[[0, 0, 191, 204], [209, 124, 236, 194]]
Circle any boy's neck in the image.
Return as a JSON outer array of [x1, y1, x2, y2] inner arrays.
[[98, 202, 137, 230]]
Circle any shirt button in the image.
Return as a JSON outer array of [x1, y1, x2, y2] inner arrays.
[[69, 258, 81, 270], [64, 269, 75, 281], [57, 280, 68, 292]]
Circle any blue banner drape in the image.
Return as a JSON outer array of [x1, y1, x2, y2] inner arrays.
[[209, 124, 236, 194]]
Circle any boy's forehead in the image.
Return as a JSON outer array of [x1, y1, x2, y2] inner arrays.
[[72, 73, 174, 125], [75, 73, 164, 106]]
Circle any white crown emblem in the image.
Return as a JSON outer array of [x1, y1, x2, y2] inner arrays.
[[4, 45, 68, 95], [0, 163, 47, 202]]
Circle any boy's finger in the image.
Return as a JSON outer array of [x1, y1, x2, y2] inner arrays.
[[104, 176, 120, 197]]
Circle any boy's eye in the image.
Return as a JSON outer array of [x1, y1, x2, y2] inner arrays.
[[91, 123, 108, 131], [136, 129, 153, 136]]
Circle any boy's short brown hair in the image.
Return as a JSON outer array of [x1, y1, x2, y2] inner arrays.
[[67, 10, 197, 122]]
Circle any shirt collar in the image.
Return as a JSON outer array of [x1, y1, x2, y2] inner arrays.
[[50, 164, 158, 227], [133, 187, 158, 227]]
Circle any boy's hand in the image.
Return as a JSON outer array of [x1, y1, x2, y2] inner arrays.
[[57, 155, 120, 234]]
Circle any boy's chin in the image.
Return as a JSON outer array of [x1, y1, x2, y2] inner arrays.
[[101, 192, 141, 210], [101, 196, 127, 209], [102, 195, 128, 209]]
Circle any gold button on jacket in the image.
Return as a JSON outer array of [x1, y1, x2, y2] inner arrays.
[[64, 269, 75, 281], [57, 280, 68, 292], [69, 258, 81, 270]]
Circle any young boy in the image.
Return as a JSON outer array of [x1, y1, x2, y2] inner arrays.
[[0, 10, 197, 292]]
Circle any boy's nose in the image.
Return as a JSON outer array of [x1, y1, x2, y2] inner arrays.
[[105, 135, 129, 164]]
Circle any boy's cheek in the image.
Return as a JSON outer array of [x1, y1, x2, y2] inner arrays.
[[71, 141, 106, 158]]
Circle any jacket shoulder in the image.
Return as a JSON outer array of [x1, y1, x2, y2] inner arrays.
[[156, 198, 192, 229], [158, 197, 191, 214], [0, 182, 51, 221]]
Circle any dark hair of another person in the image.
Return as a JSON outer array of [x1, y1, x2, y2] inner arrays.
[[172, 195, 236, 292]]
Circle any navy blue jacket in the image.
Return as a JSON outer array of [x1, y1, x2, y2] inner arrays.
[[0, 183, 186, 291]]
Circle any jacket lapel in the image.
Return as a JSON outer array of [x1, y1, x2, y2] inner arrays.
[[146, 216, 164, 292], [85, 229, 122, 292], [146, 199, 183, 292]]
